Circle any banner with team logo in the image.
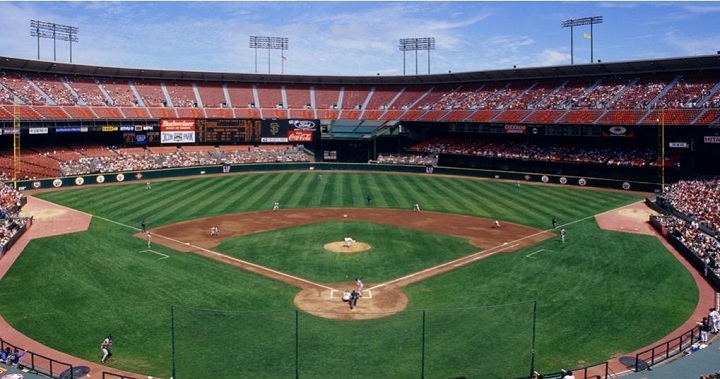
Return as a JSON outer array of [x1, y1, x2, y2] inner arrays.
[[261, 119, 318, 143], [160, 119, 196, 144], [603, 125, 634, 138]]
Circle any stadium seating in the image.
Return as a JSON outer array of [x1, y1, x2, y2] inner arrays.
[[1, 68, 720, 123]]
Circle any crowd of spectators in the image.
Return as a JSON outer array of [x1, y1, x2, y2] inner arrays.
[[412, 137, 658, 167], [59, 146, 310, 176], [0, 182, 29, 255], [662, 178, 720, 233], [375, 154, 434, 166], [654, 178, 720, 281], [3, 68, 720, 111]]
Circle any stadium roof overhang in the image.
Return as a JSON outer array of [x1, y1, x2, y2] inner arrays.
[[2, 54, 720, 86]]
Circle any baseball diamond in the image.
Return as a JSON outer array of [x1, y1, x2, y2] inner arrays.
[[0, 171, 707, 379], [0, 26, 719, 378]]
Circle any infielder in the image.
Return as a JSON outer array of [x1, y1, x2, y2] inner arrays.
[[147, 233, 152, 248], [273, 201, 280, 211], [560, 228, 566, 243], [413, 203, 420, 212]]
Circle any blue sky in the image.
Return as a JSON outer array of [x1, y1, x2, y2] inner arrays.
[[0, 1, 718, 76]]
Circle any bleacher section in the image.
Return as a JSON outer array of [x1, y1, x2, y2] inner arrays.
[[0, 57, 719, 125]]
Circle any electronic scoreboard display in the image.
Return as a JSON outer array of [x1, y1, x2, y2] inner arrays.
[[196, 119, 262, 143]]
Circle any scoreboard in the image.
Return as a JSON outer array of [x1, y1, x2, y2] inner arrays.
[[196, 119, 262, 143]]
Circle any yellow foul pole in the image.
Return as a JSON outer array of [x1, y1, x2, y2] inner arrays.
[[12, 97, 21, 188]]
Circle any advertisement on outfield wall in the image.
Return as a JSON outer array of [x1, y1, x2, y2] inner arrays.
[[261, 119, 318, 143], [704, 136, 720, 143], [160, 119, 196, 144]]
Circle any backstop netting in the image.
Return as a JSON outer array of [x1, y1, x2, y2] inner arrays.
[[171, 302, 536, 379]]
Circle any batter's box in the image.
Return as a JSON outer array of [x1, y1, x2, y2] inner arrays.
[[526, 249, 553, 259], [140, 249, 169, 260], [328, 289, 372, 299]]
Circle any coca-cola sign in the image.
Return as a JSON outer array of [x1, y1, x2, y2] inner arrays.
[[288, 129, 313, 142]]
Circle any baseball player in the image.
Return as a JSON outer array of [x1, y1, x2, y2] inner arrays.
[[273, 201, 280, 211], [560, 228, 566, 243], [552, 218, 557, 229], [413, 203, 420, 212], [355, 278, 364, 296], [100, 334, 113, 363], [146, 181, 152, 190], [349, 290, 360, 310], [492, 220, 501, 228], [141, 219, 146, 233], [147, 233, 152, 248], [210, 226, 219, 236]]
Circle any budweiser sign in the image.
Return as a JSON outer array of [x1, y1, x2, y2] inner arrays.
[[160, 119, 195, 131]]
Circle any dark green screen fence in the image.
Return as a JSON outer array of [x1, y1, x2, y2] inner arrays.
[[171, 302, 536, 379]]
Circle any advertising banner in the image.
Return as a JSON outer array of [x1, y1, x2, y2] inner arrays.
[[56, 126, 88, 133], [503, 124, 527, 134], [29, 127, 49, 134], [160, 119, 196, 144], [288, 129, 313, 142], [704, 136, 720, 144], [257, 119, 319, 143], [602, 125, 634, 138]]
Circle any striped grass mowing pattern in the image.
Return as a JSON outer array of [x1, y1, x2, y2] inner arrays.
[[0, 172, 695, 378]]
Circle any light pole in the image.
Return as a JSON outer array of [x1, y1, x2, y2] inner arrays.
[[30, 20, 79, 62], [399, 37, 435, 75], [561, 16, 602, 64], [250, 36, 289, 74]]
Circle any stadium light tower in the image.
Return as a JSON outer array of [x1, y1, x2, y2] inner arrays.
[[30, 20, 79, 62], [250, 36, 289, 74], [561, 16, 602, 64], [399, 37, 435, 75]]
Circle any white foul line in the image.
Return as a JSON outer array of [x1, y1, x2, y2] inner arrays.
[[140, 249, 169, 260], [526, 249, 553, 258]]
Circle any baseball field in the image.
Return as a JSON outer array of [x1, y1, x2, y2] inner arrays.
[[0, 171, 698, 378]]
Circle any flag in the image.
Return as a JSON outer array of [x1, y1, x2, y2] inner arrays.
[[583, 32, 592, 39]]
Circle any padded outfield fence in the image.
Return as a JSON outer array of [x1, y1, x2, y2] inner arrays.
[[171, 302, 537, 379]]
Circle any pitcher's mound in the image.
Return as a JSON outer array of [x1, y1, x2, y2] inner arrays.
[[324, 241, 371, 253]]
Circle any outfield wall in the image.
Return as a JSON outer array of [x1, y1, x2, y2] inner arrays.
[[9, 162, 660, 193]]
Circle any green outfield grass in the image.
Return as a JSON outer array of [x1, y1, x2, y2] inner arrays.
[[0, 172, 698, 378]]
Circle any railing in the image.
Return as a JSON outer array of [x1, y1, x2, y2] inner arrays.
[[0, 338, 71, 378], [633, 325, 701, 371], [101, 372, 144, 379], [1, 338, 145, 379]]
